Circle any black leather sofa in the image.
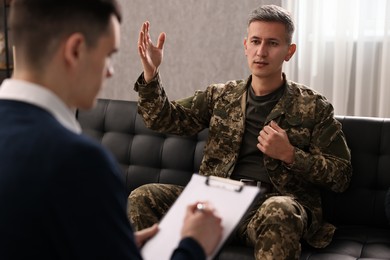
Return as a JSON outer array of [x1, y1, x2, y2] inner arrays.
[[77, 98, 390, 260]]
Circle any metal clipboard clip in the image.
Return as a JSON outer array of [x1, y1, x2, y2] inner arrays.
[[205, 176, 244, 192]]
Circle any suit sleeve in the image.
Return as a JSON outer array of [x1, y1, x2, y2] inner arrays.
[[49, 137, 142, 259], [171, 237, 206, 260]]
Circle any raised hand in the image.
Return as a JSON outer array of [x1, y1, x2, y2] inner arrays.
[[137, 21, 166, 83]]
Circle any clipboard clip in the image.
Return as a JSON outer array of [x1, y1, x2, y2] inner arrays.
[[205, 176, 244, 192]]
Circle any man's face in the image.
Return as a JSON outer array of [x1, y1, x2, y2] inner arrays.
[[74, 15, 120, 109], [244, 21, 295, 80]]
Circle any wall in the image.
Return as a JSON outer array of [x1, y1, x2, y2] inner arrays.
[[100, 0, 281, 101]]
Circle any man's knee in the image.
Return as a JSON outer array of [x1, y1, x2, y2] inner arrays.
[[128, 183, 182, 210], [128, 184, 159, 207], [127, 183, 183, 230], [261, 196, 306, 222], [248, 196, 308, 241], [248, 196, 307, 259]]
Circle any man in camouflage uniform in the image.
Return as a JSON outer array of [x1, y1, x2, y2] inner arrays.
[[129, 5, 352, 260]]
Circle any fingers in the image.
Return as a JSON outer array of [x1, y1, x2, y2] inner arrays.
[[137, 21, 165, 59], [270, 120, 283, 131], [138, 21, 150, 57], [182, 202, 223, 256], [138, 23, 146, 58], [257, 121, 279, 152], [259, 121, 284, 140], [196, 202, 206, 212], [257, 120, 294, 161], [157, 32, 166, 49], [137, 21, 165, 82], [144, 21, 151, 46], [262, 122, 277, 135], [139, 21, 165, 48], [138, 44, 144, 58], [134, 223, 159, 248], [185, 202, 221, 225], [191, 201, 217, 216]]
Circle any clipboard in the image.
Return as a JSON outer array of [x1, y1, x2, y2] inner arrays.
[[141, 174, 260, 260]]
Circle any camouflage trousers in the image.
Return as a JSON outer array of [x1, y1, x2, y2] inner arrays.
[[128, 183, 308, 260]]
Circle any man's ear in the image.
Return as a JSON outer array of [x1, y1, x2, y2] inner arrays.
[[243, 37, 248, 56], [285, 43, 296, 61], [63, 33, 86, 69]]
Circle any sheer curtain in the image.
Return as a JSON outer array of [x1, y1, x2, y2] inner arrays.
[[282, 0, 390, 117]]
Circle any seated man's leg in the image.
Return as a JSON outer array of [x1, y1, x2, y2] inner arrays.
[[127, 184, 184, 231], [247, 196, 308, 260]]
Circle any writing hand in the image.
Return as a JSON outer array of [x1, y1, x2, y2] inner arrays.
[[181, 202, 223, 256]]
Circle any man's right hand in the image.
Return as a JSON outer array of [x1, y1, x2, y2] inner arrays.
[[181, 202, 223, 256], [137, 21, 165, 83]]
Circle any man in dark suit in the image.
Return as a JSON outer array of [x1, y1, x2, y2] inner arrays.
[[0, 0, 222, 259]]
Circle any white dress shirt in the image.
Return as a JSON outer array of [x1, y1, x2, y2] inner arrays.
[[0, 79, 82, 134]]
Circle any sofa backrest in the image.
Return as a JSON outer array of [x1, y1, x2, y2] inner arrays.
[[322, 116, 390, 228], [77, 99, 207, 194], [77, 99, 390, 228]]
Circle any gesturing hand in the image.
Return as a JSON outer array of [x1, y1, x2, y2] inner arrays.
[[257, 120, 295, 164], [137, 21, 165, 83]]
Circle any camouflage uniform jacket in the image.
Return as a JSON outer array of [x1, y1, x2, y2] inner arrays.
[[134, 73, 352, 248]]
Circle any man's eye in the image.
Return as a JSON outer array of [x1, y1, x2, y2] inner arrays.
[[269, 41, 279, 46]]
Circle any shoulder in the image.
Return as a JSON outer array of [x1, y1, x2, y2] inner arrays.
[[203, 78, 248, 101], [273, 80, 338, 130], [27, 115, 122, 181], [208, 78, 247, 92], [285, 80, 334, 113], [178, 78, 248, 110], [286, 80, 327, 100], [58, 132, 119, 173]]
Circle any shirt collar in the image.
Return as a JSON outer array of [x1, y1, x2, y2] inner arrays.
[[0, 79, 82, 134]]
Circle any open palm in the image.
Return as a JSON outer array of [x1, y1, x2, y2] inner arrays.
[[138, 21, 165, 82]]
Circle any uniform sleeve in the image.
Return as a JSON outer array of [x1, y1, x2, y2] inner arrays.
[[133, 72, 212, 136], [286, 98, 352, 192]]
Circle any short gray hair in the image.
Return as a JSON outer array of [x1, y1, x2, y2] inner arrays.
[[247, 5, 295, 44]]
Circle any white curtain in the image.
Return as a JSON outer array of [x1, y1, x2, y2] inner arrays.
[[282, 0, 390, 117]]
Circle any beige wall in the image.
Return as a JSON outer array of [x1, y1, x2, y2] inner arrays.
[[100, 0, 281, 101]]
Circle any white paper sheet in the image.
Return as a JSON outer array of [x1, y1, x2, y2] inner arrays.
[[141, 174, 260, 260]]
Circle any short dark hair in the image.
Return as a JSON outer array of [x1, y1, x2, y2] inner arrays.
[[247, 5, 294, 44], [9, 0, 122, 68]]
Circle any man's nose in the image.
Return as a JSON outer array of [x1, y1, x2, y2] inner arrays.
[[106, 67, 114, 78], [256, 43, 268, 57], [105, 58, 114, 78]]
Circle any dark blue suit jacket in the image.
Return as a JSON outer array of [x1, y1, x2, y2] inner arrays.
[[0, 100, 204, 259]]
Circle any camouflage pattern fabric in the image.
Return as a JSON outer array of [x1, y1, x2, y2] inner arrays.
[[127, 184, 184, 231], [132, 73, 352, 255], [243, 195, 308, 259]]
